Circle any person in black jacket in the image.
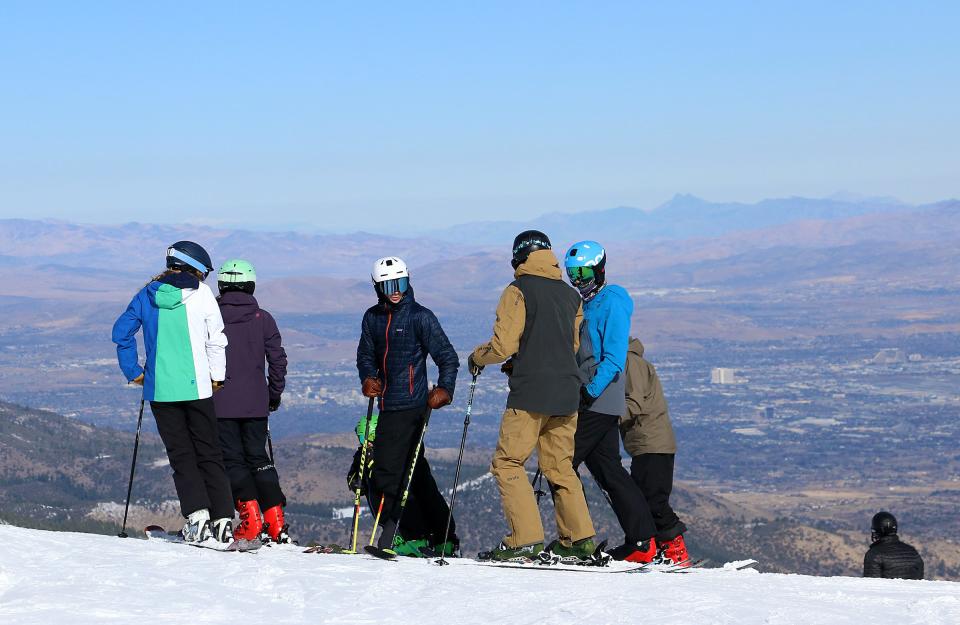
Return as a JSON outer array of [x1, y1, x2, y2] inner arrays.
[[357, 256, 460, 556], [863, 511, 924, 580]]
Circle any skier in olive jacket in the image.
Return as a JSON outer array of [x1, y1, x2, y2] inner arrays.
[[621, 336, 689, 564]]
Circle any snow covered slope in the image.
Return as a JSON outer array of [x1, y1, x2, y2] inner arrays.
[[0, 525, 957, 625]]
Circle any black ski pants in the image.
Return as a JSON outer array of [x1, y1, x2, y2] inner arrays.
[[218, 417, 285, 510], [369, 405, 455, 544], [629, 453, 686, 542], [150, 398, 233, 520], [573, 410, 657, 544]]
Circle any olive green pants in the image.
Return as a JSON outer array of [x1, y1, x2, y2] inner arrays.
[[491, 408, 596, 547]]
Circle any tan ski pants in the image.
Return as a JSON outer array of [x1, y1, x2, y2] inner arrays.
[[491, 408, 596, 547]]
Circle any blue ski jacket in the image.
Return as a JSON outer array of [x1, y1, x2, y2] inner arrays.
[[578, 284, 633, 415], [356, 287, 459, 412]]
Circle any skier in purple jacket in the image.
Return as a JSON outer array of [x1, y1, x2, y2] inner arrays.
[[212, 259, 290, 543]]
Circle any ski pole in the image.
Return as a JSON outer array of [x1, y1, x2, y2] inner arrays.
[[118, 398, 145, 538], [365, 403, 434, 558], [436, 373, 478, 565], [368, 494, 385, 547], [532, 468, 547, 506], [266, 422, 275, 465], [349, 397, 376, 553]]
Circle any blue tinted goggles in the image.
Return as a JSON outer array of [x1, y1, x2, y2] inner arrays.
[[379, 277, 409, 295]]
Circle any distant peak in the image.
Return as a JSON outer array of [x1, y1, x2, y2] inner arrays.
[[653, 193, 708, 211]]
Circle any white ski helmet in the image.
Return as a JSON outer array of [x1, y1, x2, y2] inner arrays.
[[371, 256, 410, 297]]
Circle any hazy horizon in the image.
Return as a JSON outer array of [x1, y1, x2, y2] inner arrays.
[[2, 3, 958, 230]]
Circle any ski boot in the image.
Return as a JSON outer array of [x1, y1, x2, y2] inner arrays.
[[431, 537, 461, 558], [477, 541, 544, 563], [211, 518, 234, 543], [658, 534, 690, 567], [391, 534, 432, 558], [608, 538, 657, 563], [539, 537, 607, 566], [262, 504, 292, 544], [234, 499, 263, 541], [181, 508, 211, 543]]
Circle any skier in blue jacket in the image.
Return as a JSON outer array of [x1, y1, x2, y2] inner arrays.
[[357, 256, 460, 556], [565, 241, 658, 563]]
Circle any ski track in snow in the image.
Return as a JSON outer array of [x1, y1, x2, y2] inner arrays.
[[0, 525, 958, 625]]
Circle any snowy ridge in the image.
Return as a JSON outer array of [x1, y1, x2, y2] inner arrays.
[[0, 524, 957, 625]]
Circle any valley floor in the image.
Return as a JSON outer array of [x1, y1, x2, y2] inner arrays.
[[0, 525, 957, 625]]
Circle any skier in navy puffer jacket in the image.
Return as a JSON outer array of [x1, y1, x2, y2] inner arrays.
[[357, 256, 460, 556]]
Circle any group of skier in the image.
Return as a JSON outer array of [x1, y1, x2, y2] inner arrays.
[[112, 242, 290, 546], [109, 230, 934, 580], [350, 230, 688, 564], [111, 232, 690, 565]]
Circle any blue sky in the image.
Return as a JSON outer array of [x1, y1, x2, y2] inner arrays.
[[0, 1, 957, 231]]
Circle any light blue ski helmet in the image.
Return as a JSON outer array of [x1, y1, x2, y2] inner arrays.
[[564, 240, 606, 300]]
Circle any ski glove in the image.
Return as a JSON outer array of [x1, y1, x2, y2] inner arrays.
[[269, 396, 281, 412], [131, 373, 145, 386], [580, 385, 596, 407], [500, 359, 514, 376], [467, 354, 484, 377], [362, 377, 383, 398], [347, 449, 374, 494], [427, 387, 452, 409]]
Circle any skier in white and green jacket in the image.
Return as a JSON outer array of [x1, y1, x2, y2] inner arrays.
[[112, 241, 234, 544]]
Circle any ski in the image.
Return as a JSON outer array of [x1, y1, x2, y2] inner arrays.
[[303, 543, 354, 554], [143, 525, 261, 552], [665, 559, 758, 574], [457, 559, 649, 574]]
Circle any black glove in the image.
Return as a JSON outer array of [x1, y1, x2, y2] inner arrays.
[[580, 385, 596, 408], [500, 359, 514, 376], [467, 354, 484, 377], [269, 396, 281, 412], [347, 448, 374, 494], [347, 449, 364, 494]]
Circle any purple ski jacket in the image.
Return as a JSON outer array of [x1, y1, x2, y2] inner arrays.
[[213, 291, 287, 419]]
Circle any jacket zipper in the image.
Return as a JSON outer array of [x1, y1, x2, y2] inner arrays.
[[381, 311, 392, 410], [409, 364, 414, 395]]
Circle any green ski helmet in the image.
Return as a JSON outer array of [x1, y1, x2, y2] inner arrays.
[[217, 259, 257, 295]]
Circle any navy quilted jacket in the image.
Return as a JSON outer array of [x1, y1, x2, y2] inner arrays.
[[356, 288, 459, 411]]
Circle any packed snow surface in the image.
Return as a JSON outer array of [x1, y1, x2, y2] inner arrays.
[[0, 525, 958, 624]]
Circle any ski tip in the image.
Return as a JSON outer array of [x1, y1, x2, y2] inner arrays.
[[363, 545, 397, 560]]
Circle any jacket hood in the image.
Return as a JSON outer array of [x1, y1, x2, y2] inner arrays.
[[628, 336, 645, 358], [218, 290, 260, 324], [514, 249, 563, 281], [148, 272, 200, 310]]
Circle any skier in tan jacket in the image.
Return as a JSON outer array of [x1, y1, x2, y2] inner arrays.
[[469, 230, 598, 564]]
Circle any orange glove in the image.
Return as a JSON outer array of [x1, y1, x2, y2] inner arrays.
[[427, 387, 452, 409], [362, 377, 383, 398], [131, 374, 145, 386]]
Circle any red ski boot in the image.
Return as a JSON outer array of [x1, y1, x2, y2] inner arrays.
[[608, 538, 658, 563], [262, 505, 291, 544], [659, 534, 690, 566], [234, 499, 263, 541]]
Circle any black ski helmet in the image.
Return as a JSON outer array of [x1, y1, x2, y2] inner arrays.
[[511, 230, 552, 269], [871, 511, 898, 541], [166, 241, 214, 279]]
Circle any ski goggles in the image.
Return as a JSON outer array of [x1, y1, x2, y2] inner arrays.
[[378, 277, 409, 296], [566, 266, 595, 285], [167, 248, 211, 277]]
